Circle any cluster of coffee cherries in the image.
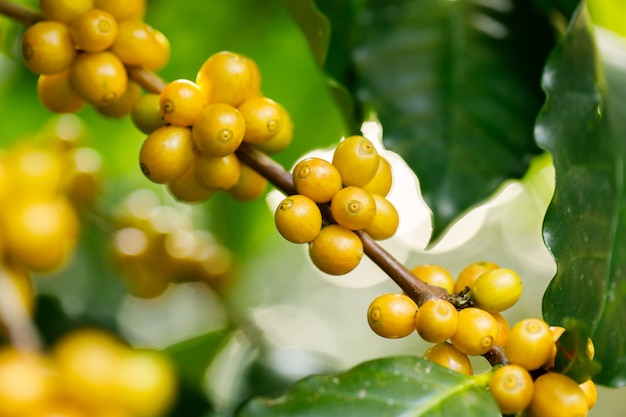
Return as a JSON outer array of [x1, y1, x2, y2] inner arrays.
[[274, 135, 397, 275], [22, 0, 169, 116], [136, 50, 293, 204], [366, 261, 598, 417], [110, 188, 233, 299], [0, 115, 101, 331], [0, 327, 177, 417]]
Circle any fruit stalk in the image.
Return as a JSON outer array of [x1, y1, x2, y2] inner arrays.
[[0, 267, 42, 352], [0, 0, 42, 25]]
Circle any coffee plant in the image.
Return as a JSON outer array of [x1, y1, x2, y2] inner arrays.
[[0, 0, 624, 415]]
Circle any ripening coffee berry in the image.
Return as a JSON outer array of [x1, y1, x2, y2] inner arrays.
[[37, 69, 86, 114], [362, 156, 392, 196], [330, 186, 376, 230], [471, 267, 523, 312], [228, 162, 268, 202], [238, 96, 283, 144], [70, 8, 118, 52], [309, 224, 363, 275], [410, 263, 455, 294], [139, 126, 195, 184], [332, 135, 380, 187], [450, 307, 499, 356], [414, 298, 458, 343], [292, 157, 342, 203], [131, 94, 163, 135], [491, 311, 510, 347], [166, 163, 214, 204], [192, 103, 245, 156], [22, 21, 77, 74], [39, 0, 94, 23], [274, 194, 322, 243], [195, 51, 260, 106], [454, 261, 499, 294], [254, 104, 293, 154], [505, 318, 553, 370], [112, 20, 170, 70], [194, 153, 241, 190], [70, 51, 128, 106], [367, 293, 418, 339], [364, 194, 399, 240], [528, 372, 589, 417], [423, 342, 473, 375], [95, 0, 146, 20], [488, 364, 534, 415], [160, 79, 206, 127], [578, 378, 597, 410], [96, 80, 143, 119]]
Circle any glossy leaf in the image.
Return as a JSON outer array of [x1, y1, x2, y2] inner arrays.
[[536, 3, 626, 387], [554, 318, 602, 384], [283, 0, 330, 67], [236, 356, 499, 417]]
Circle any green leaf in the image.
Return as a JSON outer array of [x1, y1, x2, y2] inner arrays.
[[236, 356, 499, 417], [554, 318, 602, 383], [349, 0, 554, 235], [165, 329, 233, 386], [283, 0, 330, 68], [536, 2, 626, 387]]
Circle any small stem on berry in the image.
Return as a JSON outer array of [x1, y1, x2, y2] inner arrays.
[[0, 0, 42, 25], [127, 66, 168, 94], [483, 344, 508, 367], [0, 267, 42, 352]]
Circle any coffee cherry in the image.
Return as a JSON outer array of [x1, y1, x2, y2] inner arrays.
[[195, 51, 260, 106], [491, 311, 510, 347], [39, 0, 94, 23], [37, 70, 86, 114], [22, 21, 76, 74], [254, 104, 293, 154], [488, 364, 534, 415], [166, 163, 214, 204], [505, 318, 553, 370], [367, 293, 418, 339], [71, 51, 128, 106], [471, 267, 523, 312], [9, 143, 66, 193], [238, 96, 283, 144], [194, 153, 241, 190], [70, 8, 118, 52], [450, 307, 499, 356], [274, 194, 322, 243], [292, 157, 342, 203], [192, 103, 245, 156], [309, 224, 363, 275], [332, 135, 380, 187], [95, 80, 142, 119], [65, 146, 103, 208], [228, 162, 267, 201], [330, 186, 376, 230], [364, 194, 399, 240], [160, 79, 206, 127], [131, 94, 163, 135], [410, 263, 455, 294], [139, 126, 195, 184], [578, 378, 597, 410], [454, 260, 499, 294], [423, 342, 473, 375], [95, 0, 146, 20], [0, 348, 55, 416], [362, 156, 392, 196], [414, 299, 458, 343], [112, 20, 170, 70], [528, 372, 588, 417]]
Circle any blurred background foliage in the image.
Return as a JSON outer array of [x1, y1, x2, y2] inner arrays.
[[0, 0, 625, 416]]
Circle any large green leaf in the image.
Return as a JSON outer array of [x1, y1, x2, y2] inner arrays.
[[349, 0, 554, 234], [236, 356, 499, 417], [536, 2, 626, 387]]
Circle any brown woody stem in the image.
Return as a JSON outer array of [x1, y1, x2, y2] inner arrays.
[[0, 0, 42, 25]]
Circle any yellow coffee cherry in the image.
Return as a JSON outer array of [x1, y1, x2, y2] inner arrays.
[[95, 0, 146, 20], [362, 156, 392, 196], [491, 311, 510, 347], [367, 293, 418, 339], [488, 364, 534, 415], [471, 267, 523, 312], [37, 69, 86, 114], [70, 51, 128, 106], [309, 224, 363, 275], [194, 153, 241, 190], [39, 0, 94, 23], [505, 318, 553, 370], [528, 372, 589, 417], [160, 79, 206, 127], [111, 20, 170, 70], [228, 162, 268, 201], [423, 342, 473, 375], [410, 263, 455, 294], [332, 135, 380, 187], [238, 96, 284, 144], [192, 103, 245, 156], [364, 194, 399, 240], [166, 163, 214, 204], [96, 80, 143, 119], [139, 126, 195, 184], [254, 104, 293, 154], [414, 299, 458, 343], [131, 94, 163, 135], [274, 194, 322, 243], [578, 378, 598, 410], [195, 51, 260, 106], [22, 21, 77, 75], [454, 260, 499, 294], [292, 157, 342, 203], [450, 307, 499, 356], [70, 8, 118, 52], [330, 186, 376, 230], [65, 146, 103, 208], [7, 143, 66, 193]]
